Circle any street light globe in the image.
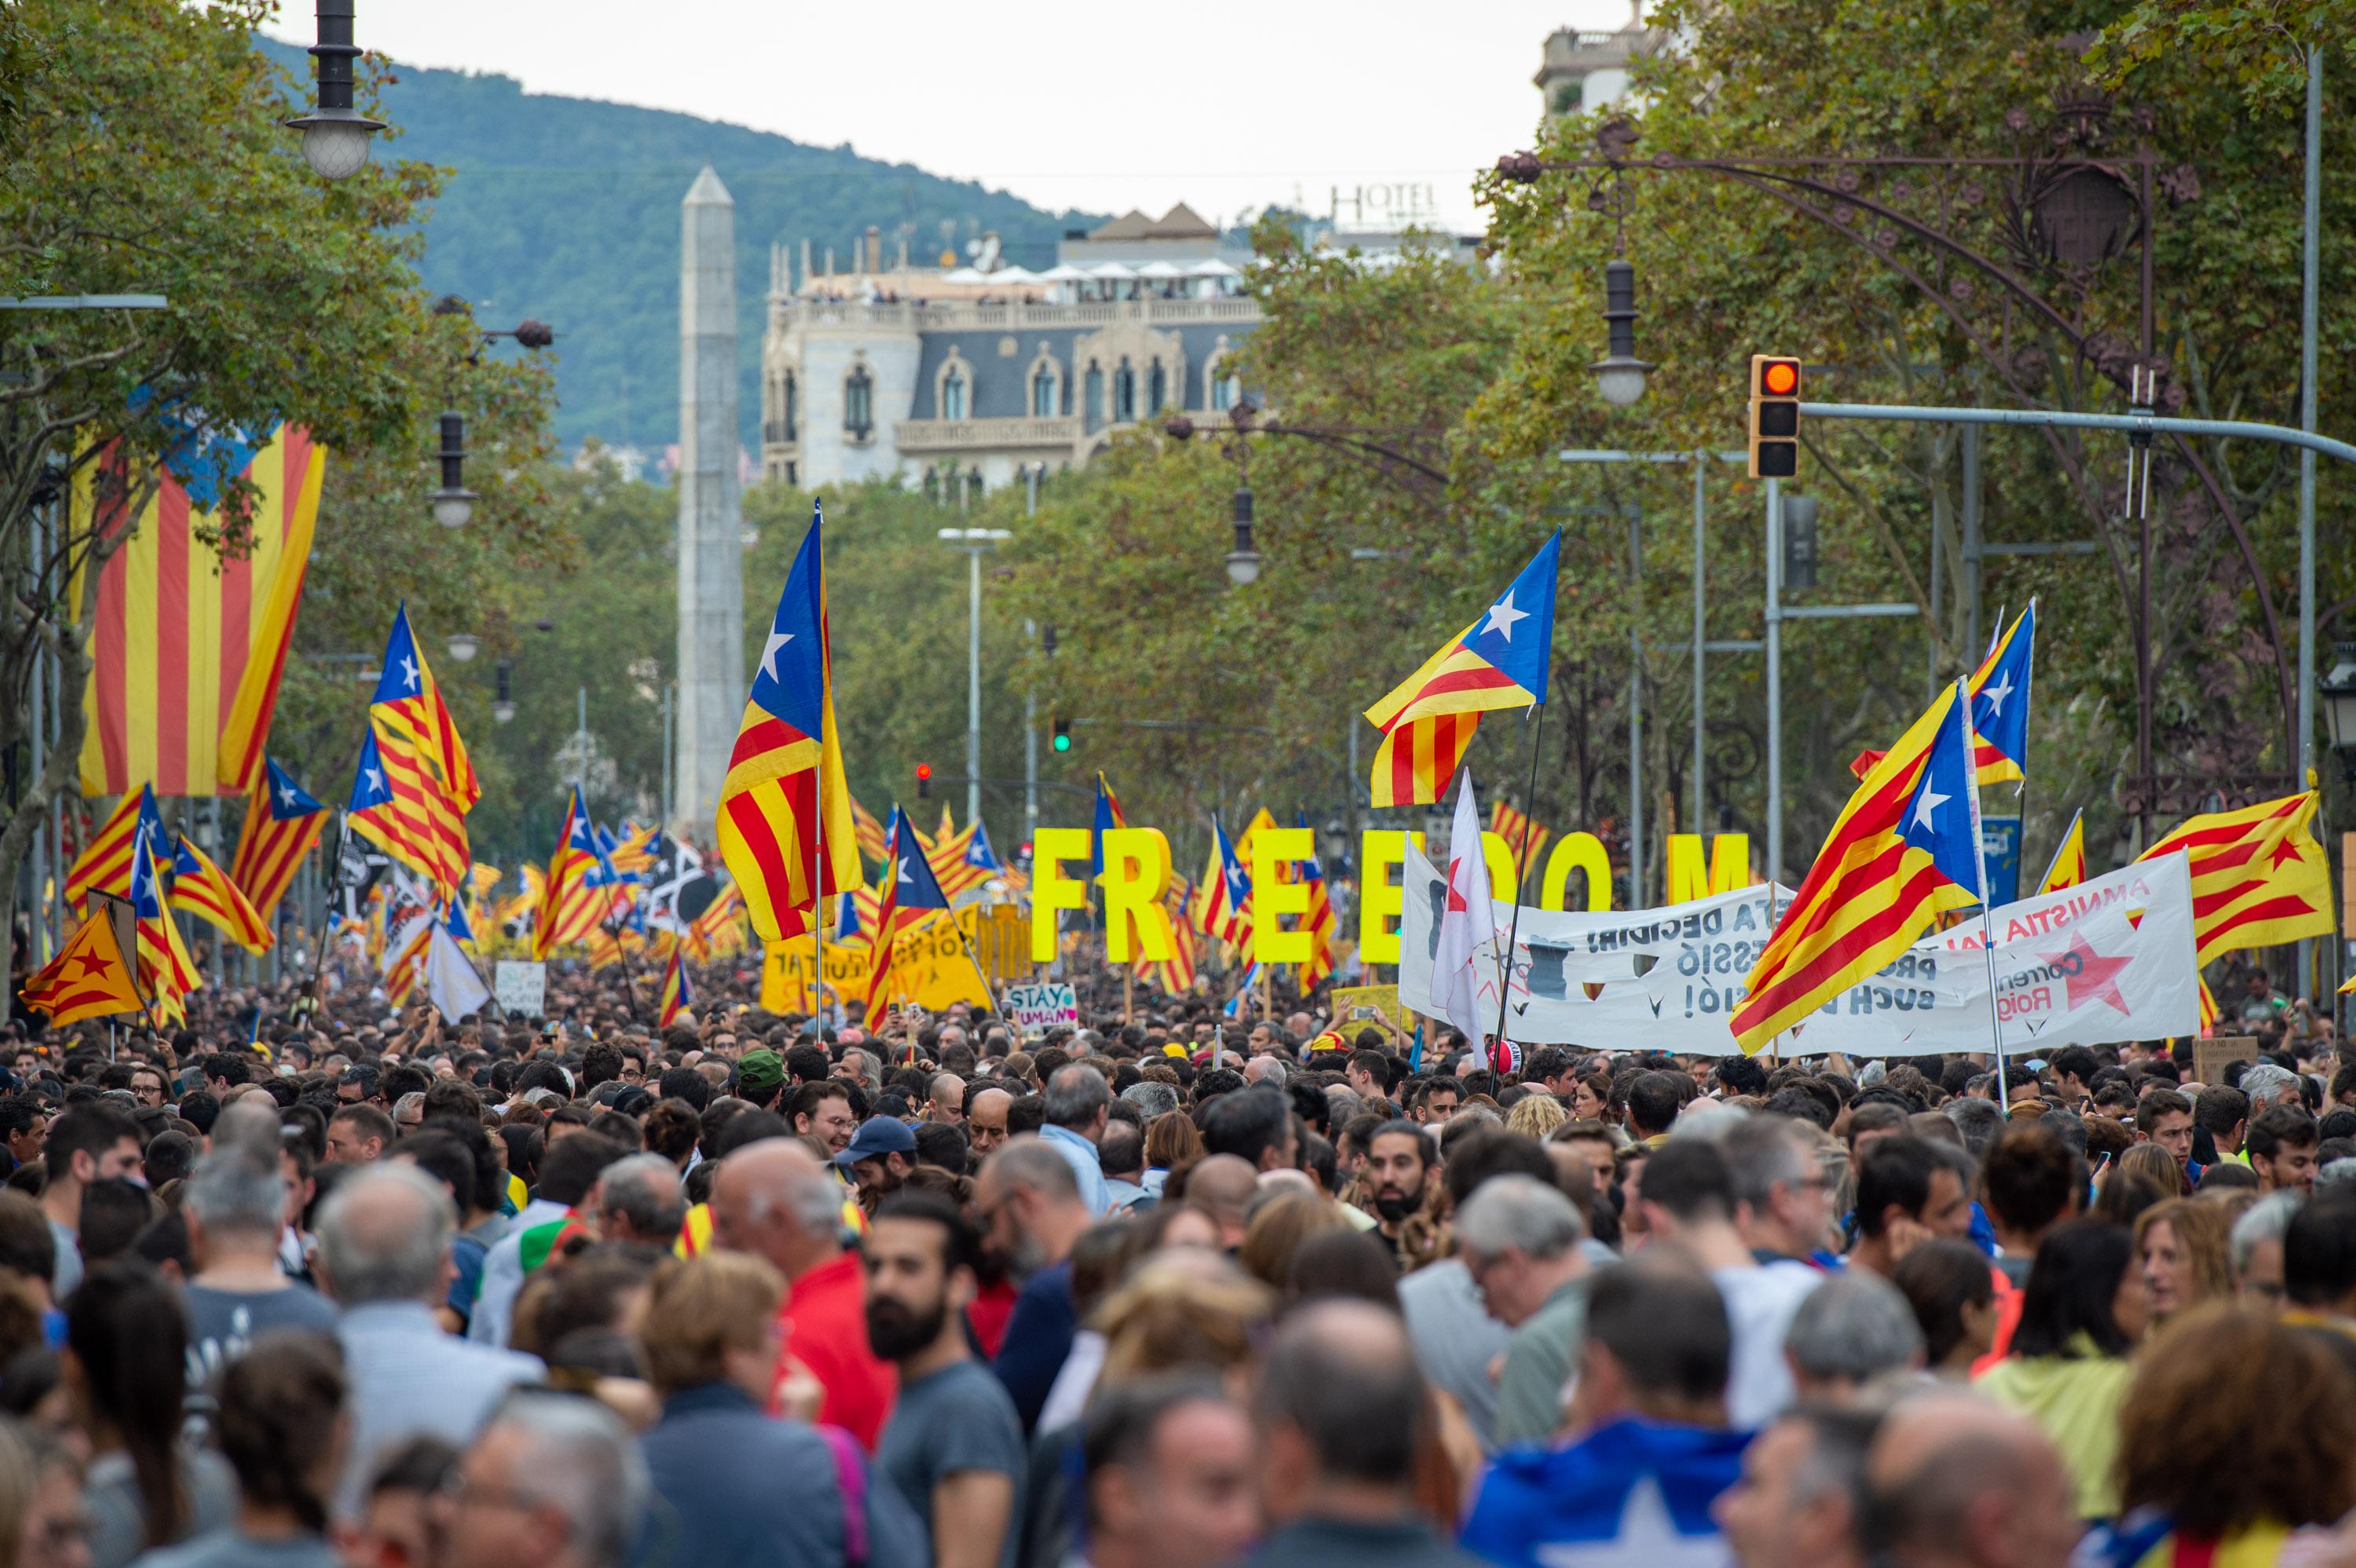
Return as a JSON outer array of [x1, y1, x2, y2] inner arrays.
[[1591, 355, 1652, 408], [299, 119, 375, 180], [445, 632, 479, 663], [1224, 549, 1263, 587], [431, 488, 477, 528], [492, 700, 517, 726]]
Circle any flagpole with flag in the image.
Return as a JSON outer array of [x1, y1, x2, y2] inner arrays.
[[1494, 705, 1549, 1051]]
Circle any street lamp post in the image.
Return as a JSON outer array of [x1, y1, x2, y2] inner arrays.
[[939, 527, 1012, 830], [283, 0, 385, 180]]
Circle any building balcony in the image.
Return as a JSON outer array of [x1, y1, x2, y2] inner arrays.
[[761, 421, 797, 445], [894, 415, 1084, 454]]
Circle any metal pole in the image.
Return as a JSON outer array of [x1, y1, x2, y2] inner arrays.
[[967, 545, 983, 831], [1961, 424, 1983, 656], [575, 686, 588, 791], [207, 799, 223, 989], [1765, 477, 1783, 882], [1692, 454, 1706, 835], [660, 682, 674, 829], [27, 514, 47, 964], [1797, 400, 2356, 465], [1024, 466, 1041, 846], [1628, 504, 1644, 906], [2298, 43, 2322, 998]]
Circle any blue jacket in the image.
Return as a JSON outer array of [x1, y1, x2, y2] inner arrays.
[[1462, 1416, 1751, 1568], [636, 1383, 925, 1568]]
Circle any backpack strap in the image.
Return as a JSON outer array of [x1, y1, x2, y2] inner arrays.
[[818, 1424, 869, 1568]]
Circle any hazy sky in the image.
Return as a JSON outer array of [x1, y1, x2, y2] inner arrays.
[[262, 0, 1635, 231]]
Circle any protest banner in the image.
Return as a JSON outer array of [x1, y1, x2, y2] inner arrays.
[[1329, 983, 1410, 1037], [1399, 844, 2200, 1056], [762, 912, 993, 1015], [2193, 1034, 2259, 1088], [492, 960, 545, 1018], [1004, 981, 1080, 1033]]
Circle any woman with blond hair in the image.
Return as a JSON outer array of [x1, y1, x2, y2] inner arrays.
[[635, 1254, 923, 1568], [1505, 1094, 1567, 1142], [2133, 1197, 2233, 1325]]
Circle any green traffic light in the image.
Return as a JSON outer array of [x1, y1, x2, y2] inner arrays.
[[1052, 733, 1071, 753]]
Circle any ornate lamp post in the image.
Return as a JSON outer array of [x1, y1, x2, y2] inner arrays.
[[283, 0, 385, 179]]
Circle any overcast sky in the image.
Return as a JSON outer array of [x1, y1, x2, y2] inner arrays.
[[262, 0, 1634, 231]]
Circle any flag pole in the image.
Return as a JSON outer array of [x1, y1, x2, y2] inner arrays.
[[1492, 704, 1549, 1053], [1955, 678, 2008, 1113]]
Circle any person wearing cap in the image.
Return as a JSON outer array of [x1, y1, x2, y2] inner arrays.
[[843, 1117, 917, 1215], [735, 1049, 787, 1113]]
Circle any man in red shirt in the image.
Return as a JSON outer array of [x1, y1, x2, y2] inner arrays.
[[711, 1137, 896, 1449]]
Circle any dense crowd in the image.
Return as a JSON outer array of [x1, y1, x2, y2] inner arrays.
[[0, 961, 2352, 1568]]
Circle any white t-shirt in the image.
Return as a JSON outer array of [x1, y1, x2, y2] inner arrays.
[[1711, 1259, 1823, 1428]]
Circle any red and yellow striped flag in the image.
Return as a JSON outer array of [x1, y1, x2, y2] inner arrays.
[[63, 788, 147, 910], [20, 907, 146, 1028], [852, 795, 889, 867], [228, 759, 329, 927], [75, 429, 324, 797], [1489, 799, 1552, 889], [2037, 810, 2087, 895], [2137, 791, 2334, 966], [1732, 683, 1981, 1051], [166, 834, 274, 954]]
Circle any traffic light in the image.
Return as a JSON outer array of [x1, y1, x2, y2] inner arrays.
[[915, 762, 932, 799], [1051, 717, 1071, 754], [1748, 355, 1802, 479]]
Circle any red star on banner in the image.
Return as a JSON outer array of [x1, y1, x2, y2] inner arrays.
[[70, 952, 115, 980], [2268, 836, 2306, 871], [2041, 930, 2134, 1015]]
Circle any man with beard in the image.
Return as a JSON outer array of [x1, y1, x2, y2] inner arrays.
[[841, 1117, 917, 1215], [1360, 1120, 1437, 1266], [978, 1139, 1094, 1433], [869, 1193, 1025, 1568]]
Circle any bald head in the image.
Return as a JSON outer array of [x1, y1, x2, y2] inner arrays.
[[1865, 1394, 2080, 1568], [1257, 1299, 1426, 1488], [1187, 1154, 1260, 1234], [316, 1162, 453, 1306], [710, 1137, 843, 1279]]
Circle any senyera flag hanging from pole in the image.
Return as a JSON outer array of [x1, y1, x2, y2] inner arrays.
[[72, 425, 325, 798]]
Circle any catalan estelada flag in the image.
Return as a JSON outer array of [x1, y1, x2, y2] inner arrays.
[[865, 805, 954, 1029], [1147, 881, 1200, 997], [718, 502, 860, 941], [346, 729, 439, 891], [1489, 799, 1552, 890], [1365, 533, 1559, 808], [229, 758, 328, 925], [2038, 809, 2087, 895], [1193, 816, 1253, 948], [690, 883, 746, 962], [534, 788, 611, 959], [1294, 811, 1337, 988], [1967, 602, 2036, 786], [1732, 680, 1985, 1053], [63, 785, 159, 909], [368, 607, 474, 896], [129, 825, 200, 1024], [658, 948, 693, 1028], [2136, 791, 2334, 966], [20, 907, 145, 1028], [75, 427, 325, 797], [166, 833, 273, 954]]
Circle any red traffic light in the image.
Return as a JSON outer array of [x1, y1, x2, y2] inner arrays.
[[1759, 358, 1800, 397], [914, 762, 933, 782]]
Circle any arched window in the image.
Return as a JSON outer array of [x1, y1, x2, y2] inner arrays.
[[1083, 364, 1105, 434], [1113, 358, 1137, 424], [942, 367, 968, 421], [783, 371, 798, 440], [1032, 366, 1057, 417], [1210, 363, 1240, 411], [1147, 360, 1166, 415], [844, 367, 873, 440]]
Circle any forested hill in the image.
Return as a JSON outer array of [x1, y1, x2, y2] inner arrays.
[[257, 38, 1096, 455]]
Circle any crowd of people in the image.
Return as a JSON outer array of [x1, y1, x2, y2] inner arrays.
[[0, 963, 2352, 1568]]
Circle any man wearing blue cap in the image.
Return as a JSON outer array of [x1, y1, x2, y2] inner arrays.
[[841, 1116, 918, 1215]]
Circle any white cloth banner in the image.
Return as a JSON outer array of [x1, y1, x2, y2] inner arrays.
[[1399, 846, 2200, 1057], [426, 921, 492, 1022]]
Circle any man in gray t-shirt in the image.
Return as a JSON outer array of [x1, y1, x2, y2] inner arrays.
[[867, 1195, 1026, 1568], [179, 1144, 341, 1389], [183, 1282, 338, 1388]]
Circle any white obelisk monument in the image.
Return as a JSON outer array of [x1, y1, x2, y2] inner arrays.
[[675, 164, 744, 832]]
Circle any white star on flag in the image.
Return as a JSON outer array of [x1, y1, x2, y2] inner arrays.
[[1480, 590, 1529, 641], [1911, 784, 1949, 833], [277, 784, 298, 808], [398, 654, 419, 690], [1980, 673, 2014, 715], [760, 629, 794, 683], [364, 766, 383, 792], [894, 857, 913, 886]]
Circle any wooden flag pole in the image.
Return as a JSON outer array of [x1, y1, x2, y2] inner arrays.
[[1123, 966, 1134, 1024]]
